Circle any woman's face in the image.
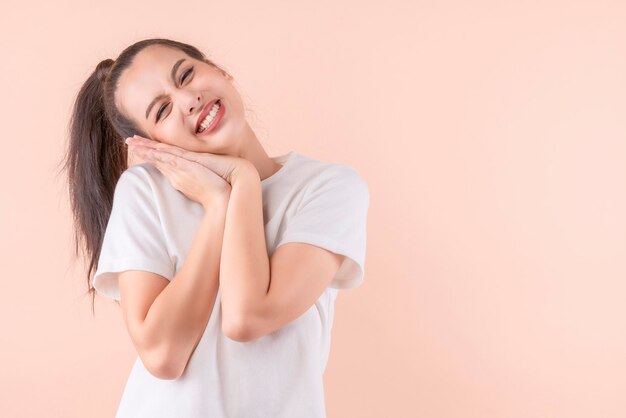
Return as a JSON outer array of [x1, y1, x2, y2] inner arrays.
[[116, 44, 247, 155]]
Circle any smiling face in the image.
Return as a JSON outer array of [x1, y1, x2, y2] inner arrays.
[[115, 44, 248, 155]]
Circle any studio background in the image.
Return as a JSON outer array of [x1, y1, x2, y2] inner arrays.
[[1, 0, 625, 417]]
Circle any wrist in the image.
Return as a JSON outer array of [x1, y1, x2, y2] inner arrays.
[[230, 160, 259, 185], [201, 193, 230, 212]]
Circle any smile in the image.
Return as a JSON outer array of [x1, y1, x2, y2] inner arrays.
[[197, 100, 225, 135]]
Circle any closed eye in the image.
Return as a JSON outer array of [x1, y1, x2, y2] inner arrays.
[[156, 67, 194, 122], [181, 67, 193, 83]]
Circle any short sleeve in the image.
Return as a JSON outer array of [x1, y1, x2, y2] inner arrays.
[[277, 165, 370, 290], [92, 167, 175, 302]]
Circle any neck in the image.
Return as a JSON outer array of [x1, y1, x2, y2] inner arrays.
[[236, 123, 284, 181]]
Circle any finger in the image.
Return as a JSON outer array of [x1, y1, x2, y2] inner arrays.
[[153, 158, 176, 178], [127, 135, 219, 166], [131, 134, 159, 146], [129, 135, 176, 152], [151, 143, 196, 163], [126, 135, 163, 150], [128, 137, 226, 175], [132, 146, 176, 178], [129, 144, 163, 165], [133, 145, 191, 173], [130, 136, 197, 161]]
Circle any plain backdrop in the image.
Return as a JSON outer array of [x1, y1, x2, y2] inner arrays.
[[1, 0, 625, 417]]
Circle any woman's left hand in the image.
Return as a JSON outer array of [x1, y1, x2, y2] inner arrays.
[[125, 135, 251, 185]]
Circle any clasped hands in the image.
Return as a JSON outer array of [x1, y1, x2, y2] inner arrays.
[[125, 134, 254, 207], [126, 134, 251, 184]]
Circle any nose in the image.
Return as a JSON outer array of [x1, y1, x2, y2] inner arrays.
[[176, 91, 202, 114]]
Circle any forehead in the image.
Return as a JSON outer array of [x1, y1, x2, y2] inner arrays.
[[116, 45, 189, 123]]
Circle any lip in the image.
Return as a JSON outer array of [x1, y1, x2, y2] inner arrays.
[[195, 98, 220, 133], [196, 99, 225, 136]]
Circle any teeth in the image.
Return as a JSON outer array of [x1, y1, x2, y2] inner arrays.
[[198, 102, 221, 133]]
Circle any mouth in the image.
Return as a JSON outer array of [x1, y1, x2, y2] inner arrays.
[[196, 99, 224, 134]]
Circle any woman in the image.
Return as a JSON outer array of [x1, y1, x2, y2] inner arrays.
[[63, 38, 369, 418]]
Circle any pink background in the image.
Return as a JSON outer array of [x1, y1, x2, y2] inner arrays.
[[1, 1, 625, 417]]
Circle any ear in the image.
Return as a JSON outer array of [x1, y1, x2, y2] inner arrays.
[[204, 59, 234, 81], [221, 69, 234, 81]]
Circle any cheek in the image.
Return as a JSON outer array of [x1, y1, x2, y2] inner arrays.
[[154, 119, 185, 143], [160, 121, 202, 150]]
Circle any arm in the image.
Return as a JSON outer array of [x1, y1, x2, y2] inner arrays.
[[123, 201, 228, 379], [219, 164, 347, 342], [218, 164, 270, 337]]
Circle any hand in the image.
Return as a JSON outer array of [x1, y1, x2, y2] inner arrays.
[[125, 135, 250, 185], [127, 137, 232, 209]]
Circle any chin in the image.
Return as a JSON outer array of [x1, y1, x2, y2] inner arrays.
[[199, 120, 247, 154]]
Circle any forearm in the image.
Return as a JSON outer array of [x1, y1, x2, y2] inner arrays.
[[219, 165, 270, 338], [141, 202, 227, 378]]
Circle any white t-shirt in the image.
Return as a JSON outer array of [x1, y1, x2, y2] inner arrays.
[[93, 150, 369, 418]]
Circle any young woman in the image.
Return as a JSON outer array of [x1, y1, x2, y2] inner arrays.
[[63, 38, 369, 418]]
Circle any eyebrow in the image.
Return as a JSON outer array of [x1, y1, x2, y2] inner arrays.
[[145, 58, 186, 120]]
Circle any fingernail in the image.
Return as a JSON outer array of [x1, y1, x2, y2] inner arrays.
[[125, 138, 131, 145]]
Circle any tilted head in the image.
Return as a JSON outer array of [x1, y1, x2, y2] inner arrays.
[[62, 38, 241, 313], [111, 43, 247, 155]]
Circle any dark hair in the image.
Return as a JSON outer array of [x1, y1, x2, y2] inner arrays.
[[58, 38, 229, 314]]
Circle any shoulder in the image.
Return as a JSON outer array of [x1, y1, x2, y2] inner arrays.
[[294, 153, 368, 192], [108, 163, 170, 214], [310, 162, 369, 200], [118, 162, 161, 186], [114, 163, 164, 196], [290, 155, 369, 207], [323, 163, 367, 188]]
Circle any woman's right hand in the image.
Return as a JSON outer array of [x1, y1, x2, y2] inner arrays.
[[128, 143, 231, 209]]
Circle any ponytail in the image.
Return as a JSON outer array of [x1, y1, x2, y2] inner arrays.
[[58, 38, 229, 315], [62, 58, 128, 314]]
